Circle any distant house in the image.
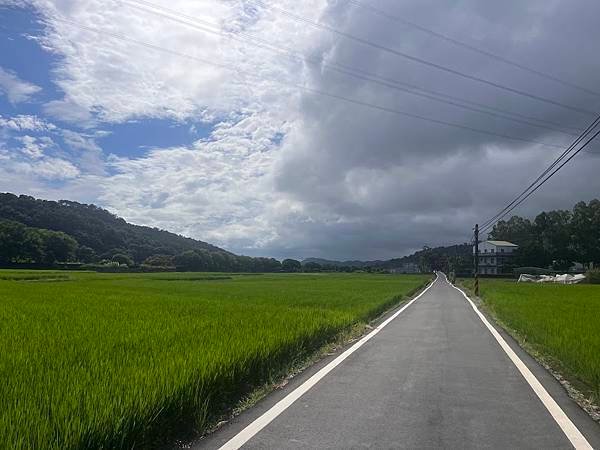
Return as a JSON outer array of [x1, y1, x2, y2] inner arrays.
[[474, 240, 518, 275]]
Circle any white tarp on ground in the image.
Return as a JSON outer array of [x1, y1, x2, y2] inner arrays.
[[518, 274, 586, 284]]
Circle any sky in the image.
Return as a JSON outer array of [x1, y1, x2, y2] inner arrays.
[[0, 0, 599, 261]]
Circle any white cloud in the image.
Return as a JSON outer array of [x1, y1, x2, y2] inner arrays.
[[17, 134, 48, 159], [27, 157, 80, 179], [0, 152, 80, 181], [97, 112, 283, 251], [0, 114, 56, 132], [0, 67, 41, 103], [31, 0, 322, 123], [43, 98, 96, 127], [0, 134, 80, 182]]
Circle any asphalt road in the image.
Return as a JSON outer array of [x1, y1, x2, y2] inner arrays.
[[197, 274, 600, 449]]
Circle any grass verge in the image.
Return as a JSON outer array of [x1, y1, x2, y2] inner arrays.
[[458, 278, 600, 423]]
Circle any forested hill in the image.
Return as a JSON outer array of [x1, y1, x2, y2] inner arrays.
[[0, 193, 251, 268]]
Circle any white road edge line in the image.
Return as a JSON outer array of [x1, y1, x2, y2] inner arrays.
[[218, 273, 439, 450], [447, 275, 592, 450]]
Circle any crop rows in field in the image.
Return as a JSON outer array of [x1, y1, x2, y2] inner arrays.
[[0, 271, 428, 449], [462, 279, 600, 399]]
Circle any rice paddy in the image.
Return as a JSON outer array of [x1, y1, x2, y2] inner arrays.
[[0, 270, 429, 449], [461, 279, 600, 400]]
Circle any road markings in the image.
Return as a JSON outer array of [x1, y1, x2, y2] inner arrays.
[[218, 274, 439, 450], [449, 277, 592, 450]]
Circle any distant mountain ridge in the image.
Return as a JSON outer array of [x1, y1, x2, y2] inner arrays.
[[302, 243, 471, 271], [301, 258, 379, 268]]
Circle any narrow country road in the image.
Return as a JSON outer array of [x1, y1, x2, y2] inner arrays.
[[197, 274, 600, 449]]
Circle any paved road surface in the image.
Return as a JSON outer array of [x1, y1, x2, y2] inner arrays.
[[197, 274, 600, 449]]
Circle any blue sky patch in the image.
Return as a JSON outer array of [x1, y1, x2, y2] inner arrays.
[[0, 6, 61, 106], [98, 118, 210, 157], [0, 4, 214, 162]]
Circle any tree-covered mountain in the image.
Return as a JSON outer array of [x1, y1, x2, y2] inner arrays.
[[0, 193, 226, 262], [0, 193, 282, 272]]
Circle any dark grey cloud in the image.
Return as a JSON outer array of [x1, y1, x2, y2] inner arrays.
[[269, 0, 600, 260]]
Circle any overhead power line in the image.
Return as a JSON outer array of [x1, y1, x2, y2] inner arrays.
[[122, 0, 581, 134], [46, 16, 567, 150], [479, 115, 600, 233], [480, 114, 600, 231], [123, 0, 579, 137], [345, 0, 600, 98], [245, 0, 597, 116], [480, 128, 600, 234]]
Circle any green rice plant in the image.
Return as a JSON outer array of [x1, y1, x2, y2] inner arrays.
[[0, 271, 428, 449], [473, 279, 600, 400]]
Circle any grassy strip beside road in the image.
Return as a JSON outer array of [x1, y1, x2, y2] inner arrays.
[[460, 279, 600, 405], [0, 271, 429, 449]]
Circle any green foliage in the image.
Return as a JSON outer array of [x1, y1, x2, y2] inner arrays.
[[0, 193, 225, 263], [174, 249, 212, 271], [475, 280, 600, 398], [40, 229, 79, 264], [0, 220, 78, 264], [490, 199, 600, 269], [281, 258, 302, 272], [142, 254, 175, 267], [303, 261, 322, 272], [571, 200, 600, 265], [0, 194, 289, 273], [111, 253, 134, 267], [0, 271, 429, 449], [586, 269, 600, 284], [76, 245, 96, 263]]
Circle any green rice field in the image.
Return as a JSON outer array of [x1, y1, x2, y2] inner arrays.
[[461, 279, 600, 400], [0, 270, 429, 449]]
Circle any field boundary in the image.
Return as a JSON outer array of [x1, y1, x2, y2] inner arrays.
[[215, 273, 438, 450], [194, 274, 435, 446], [457, 279, 600, 425], [449, 276, 593, 449]]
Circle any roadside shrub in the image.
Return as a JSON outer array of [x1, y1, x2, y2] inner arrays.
[[586, 269, 600, 284]]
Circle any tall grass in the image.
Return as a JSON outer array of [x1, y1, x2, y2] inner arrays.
[[0, 271, 428, 449], [465, 279, 600, 399]]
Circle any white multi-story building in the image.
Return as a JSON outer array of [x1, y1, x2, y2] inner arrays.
[[475, 240, 518, 275]]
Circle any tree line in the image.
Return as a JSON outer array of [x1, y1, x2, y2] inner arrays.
[[0, 220, 79, 265], [489, 199, 600, 271]]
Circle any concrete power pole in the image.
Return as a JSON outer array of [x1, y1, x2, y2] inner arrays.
[[474, 223, 479, 296]]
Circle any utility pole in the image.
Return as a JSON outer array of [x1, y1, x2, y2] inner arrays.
[[474, 223, 479, 296]]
